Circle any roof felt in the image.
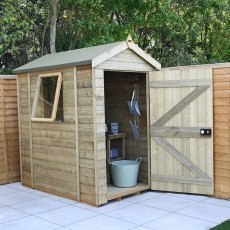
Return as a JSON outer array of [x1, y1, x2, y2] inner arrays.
[[13, 41, 123, 74]]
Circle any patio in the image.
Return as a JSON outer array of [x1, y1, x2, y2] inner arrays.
[[0, 182, 229, 230]]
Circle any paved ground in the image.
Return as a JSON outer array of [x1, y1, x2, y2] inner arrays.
[[0, 182, 229, 230]]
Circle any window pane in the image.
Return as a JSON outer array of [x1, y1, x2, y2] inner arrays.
[[56, 84, 64, 121], [34, 76, 63, 120]]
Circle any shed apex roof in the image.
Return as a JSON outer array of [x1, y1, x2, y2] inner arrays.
[[13, 39, 161, 74], [14, 41, 123, 74]]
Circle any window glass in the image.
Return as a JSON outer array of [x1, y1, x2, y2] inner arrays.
[[32, 73, 63, 121]]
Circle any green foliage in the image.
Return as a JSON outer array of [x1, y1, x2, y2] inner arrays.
[[211, 220, 230, 230], [1, 0, 229, 72], [1, 1, 32, 71]]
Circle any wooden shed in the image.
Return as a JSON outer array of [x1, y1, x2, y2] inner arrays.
[[14, 37, 230, 206], [0, 75, 20, 184]]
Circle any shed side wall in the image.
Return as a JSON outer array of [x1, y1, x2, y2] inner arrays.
[[18, 68, 79, 199], [31, 68, 77, 198], [213, 67, 230, 199]]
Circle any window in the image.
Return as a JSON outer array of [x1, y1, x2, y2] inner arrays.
[[31, 72, 63, 122]]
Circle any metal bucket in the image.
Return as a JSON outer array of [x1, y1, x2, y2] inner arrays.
[[108, 157, 142, 187]]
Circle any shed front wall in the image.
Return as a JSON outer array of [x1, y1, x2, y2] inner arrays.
[[0, 77, 20, 184], [18, 65, 100, 205], [94, 48, 155, 205], [213, 67, 230, 199], [18, 69, 77, 199]]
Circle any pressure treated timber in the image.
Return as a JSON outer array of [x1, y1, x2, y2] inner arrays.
[[16, 40, 230, 205], [18, 68, 79, 198], [0, 76, 20, 185], [104, 72, 149, 191], [37, 68, 77, 195], [151, 175, 212, 185], [213, 67, 230, 199], [92, 41, 128, 68], [127, 42, 161, 70], [152, 127, 211, 138], [151, 79, 211, 88], [150, 68, 213, 195], [74, 67, 80, 201], [153, 86, 210, 127], [96, 49, 155, 72], [107, 183, 150, 201], [153, 137, 210, 179], [93, 68, 107, 205]]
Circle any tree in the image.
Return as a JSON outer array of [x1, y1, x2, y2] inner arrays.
[[50, 0, 58, 53], [1, 0, 229, 73], [0, 0, 36, 72]]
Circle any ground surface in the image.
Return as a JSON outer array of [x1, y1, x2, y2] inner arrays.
[[0, 182, 229, 230]]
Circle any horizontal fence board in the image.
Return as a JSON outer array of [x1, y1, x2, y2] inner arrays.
[[151, 79, 211, 88]]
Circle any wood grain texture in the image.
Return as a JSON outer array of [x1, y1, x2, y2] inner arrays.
[[103, 71, 149, 203], [107, 183, 150, 201], [0, 76, 20, 185], [153, 137, 210, 178], [93, 68, 101, 205], [74, 67, 80, 201], [213, 67, 230, 199], [153, 86, 210, 127], [149, 68, 213, 195], [152, 127, 211, 138], [76, 66, 99, 206], [96, 49, 154, 72], [18, 68, 80, 199], [151, 175, 212, 185], [151, 79, 211, 88]]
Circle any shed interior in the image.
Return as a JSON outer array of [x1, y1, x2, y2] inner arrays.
[[104, 71, 150, 199]]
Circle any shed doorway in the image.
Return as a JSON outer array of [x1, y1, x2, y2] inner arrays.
[[104, 71, 150, 200]]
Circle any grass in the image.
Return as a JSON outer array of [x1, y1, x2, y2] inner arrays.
[[211, 220, 230, 230]]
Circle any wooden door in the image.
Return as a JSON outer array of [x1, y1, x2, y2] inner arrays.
[[149, 68, 214, 195]]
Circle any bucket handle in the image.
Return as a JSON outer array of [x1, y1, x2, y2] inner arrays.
[[136, 157, 142, 163]]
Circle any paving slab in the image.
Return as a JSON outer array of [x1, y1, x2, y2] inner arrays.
[[0, 183, 229, 230]]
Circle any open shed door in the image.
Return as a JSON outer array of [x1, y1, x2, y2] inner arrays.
[[149, 68, 214, 195]]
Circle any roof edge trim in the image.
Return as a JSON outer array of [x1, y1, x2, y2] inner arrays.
[[128, 42, 161, 70], [13, 60, 92, 74], [92, 41, 128, 68]]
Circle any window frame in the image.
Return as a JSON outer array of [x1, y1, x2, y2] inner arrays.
[[31, 72, 63, 122]]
